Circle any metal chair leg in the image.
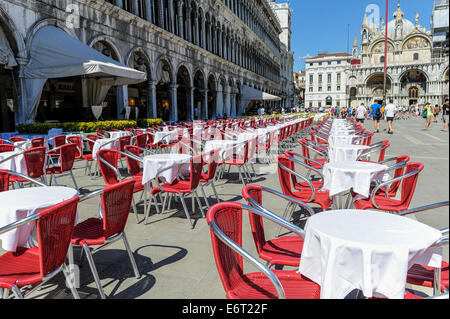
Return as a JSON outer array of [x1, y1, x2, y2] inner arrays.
[[82, 243, 106, 299], [122, 233, 140, 279], [211, 181, 220, 202], [193, 190, 205, 218], [70, 170, 79, 191], [11, 285, 23, 299], [200, 185, 210, 208], [132, 197, 140, 224], [62, 264, 80, 299], [179, 194, 194, 229]]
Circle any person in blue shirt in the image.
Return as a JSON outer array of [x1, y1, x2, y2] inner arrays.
[[347, 107, 352, 118], [370, 100, 382, 133]]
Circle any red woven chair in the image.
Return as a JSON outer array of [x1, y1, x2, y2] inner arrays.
[[284, 150, 324, 191], [0, 144, 14, 153], [277, 155, 332, 212], [83, 134, 99, 177], [375, 155, 410, 197], [358, 140, 390, 163], [46, 143, 78, 190], [72, 179, 140, 299], [0, 196, 80, 299], [23, 146, 47, 185], [396, 201, 450, 294], [66, 135, 83, 160], [0, 169, 10, 191], [222, 141, 252, 185], [353, 162, 424, 213], [31, 137, 45, 148], [199, 149, 221, 207], [207, 202, 321, 299], [242, 184, 316, 268], [9, 136, 23, 143], [134, 133, 148, 149], [118, 135, 132, 168], [152, 154, 205, 229]]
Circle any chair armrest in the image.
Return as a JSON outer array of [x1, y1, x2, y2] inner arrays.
[[370, 169, 421, 209], [0, 151, 25, 164], [208, 219, 286, 299], [398, 201, 449, 217], [122, 150, 144, 163], [7, 170, 47, 187], [278, 162, 315, 202], [97, 154, 123, 181], [378, 157, 401, 165], [290, 154, 324, 179]]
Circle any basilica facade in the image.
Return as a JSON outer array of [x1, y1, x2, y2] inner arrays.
[[346, 2, 449, 109], [0, 0, 293, 132]]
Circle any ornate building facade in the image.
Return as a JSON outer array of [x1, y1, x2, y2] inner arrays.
[[346, 2, 449, 108], [0, 0, 287, 131]]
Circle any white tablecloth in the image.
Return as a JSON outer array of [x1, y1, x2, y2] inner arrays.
[[153, 131, 179, 144], [322, 161, 389, 198], [14, 141, 32, 151], [328, 134, 362, 146], [299, 210, 443, 299], [0, 186, 78, 252], [0, 151, 27, 175], [92, 138, 120, 159], [204, 140, 241, 162], [108, 131, 132, 139], [142, 153, 191, 185], [328, 144, 370, 163]]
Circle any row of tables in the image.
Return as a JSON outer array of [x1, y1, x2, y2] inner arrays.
[[296, 118, 443, 299]]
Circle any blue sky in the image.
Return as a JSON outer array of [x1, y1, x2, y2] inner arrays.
[[286, 0, 436, 72]]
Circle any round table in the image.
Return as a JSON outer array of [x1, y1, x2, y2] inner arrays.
[[92, 138, 120, 160], [328, 134, 362, 146], [0, 186, 78, 252], [108, 131, 132, 140], [328, 144, 370, 163], [299, 210, 443, 299], [142, 153, 192, 185], [322, 161, 390, 208], [204, 140, 241, 162], [0, 151, 27, 175]]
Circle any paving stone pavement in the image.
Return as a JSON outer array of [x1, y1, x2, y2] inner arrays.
[[3, 116, 448, 299]]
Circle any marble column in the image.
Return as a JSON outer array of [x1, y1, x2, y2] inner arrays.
[[201, 89, 209, 120], [186, 6, 192, 42], [201, 17, 206, 49], [230, 92, 236, 117], [194, 11, 199, 46], [157, 0, 164, 28], [177, 0, 184, 38], [224, 85, 231, 116], [169, 0, 175, 33], [148, 80, 157, 118], [145, 0, 153, 23], [216, 85, 224, 117], [187, 86, 195, 121], [170, 83, 178, 122]]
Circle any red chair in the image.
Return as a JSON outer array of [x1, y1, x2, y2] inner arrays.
[[242, 184, 316, 268], [0, 170, 8, 191], [0, 196, 80, 299], [353, 162, 424, 213], [47, 135, 68, 165], [0, 144, 14, 153], [358, 140, 390, 163], [152, 154, 205, 229], [397, 201, 449, 294], [199, 149, 221, 207], [71, 180, 140, 299], [66, 135, 83, 160], [83, 134, 99, 177], [118, 135, 132, 167], [284, 151, 324, 191], [298, 138, 327, 170], [222, 141, 252, 185], [9, 136, 23, 143], [207, 202, 321, 299], [31, 137, 45, 148], [46, 143, 79, 190], [23, 146, 47, 185], [277, 155, 333, 212], [375, 155, 410, 197], [134, 134, 148, 149]]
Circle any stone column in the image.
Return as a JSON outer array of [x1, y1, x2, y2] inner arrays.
[[148, 80, 157, 119], [230, 92, 236, 117], [201, 16, 206, 49], [116, 85, 128, 120], [158, 0, 164, 28], [224, 85, 231, 116], [169, 83, 178, 122], [193, 11, 199, 46], [218, 29, 223, 57], [216, 85, 224, 117], [145, 0, 153, 23], [201, 89, 209, 120], [187, 86, 195, 121], [177, 0, 184, 38], [185, 5, 192, 42], [208, 22, 212, 52], [168, 0, 175, 33], [132, 0, 139, 15]]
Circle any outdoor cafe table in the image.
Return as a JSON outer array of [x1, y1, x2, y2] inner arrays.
[[328, 144, 370, 163], [92, 138, 120, 160], [299, 210, 443, 299], [108, 130, 132, 139], [328, 134, 362, 147], [204, 140, 242, 162], [0, 151, 27, 175], [141, 153, 192, 185], [322, 161, 390, 209], [0, 186, 78, 252]]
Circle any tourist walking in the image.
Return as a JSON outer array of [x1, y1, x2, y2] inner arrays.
[[370, 100, 382, 133], [356, 103, 367, 124], [423, 102, 433, 131], [433, 104, 440, 123], [385, 99, 398, 135], [442, 99, 449, 132]]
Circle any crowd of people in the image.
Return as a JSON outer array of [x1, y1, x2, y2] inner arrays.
[[329, 98, 450, 133]]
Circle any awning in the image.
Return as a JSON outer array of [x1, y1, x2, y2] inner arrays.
[[0, 26, 17, 69], [241, 85, 281, 102], [22, 26, 147, 122]]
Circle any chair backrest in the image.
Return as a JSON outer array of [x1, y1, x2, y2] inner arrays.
[[203, 149, 220, 181], [206, 202, 245, 294], [97, 149, 120, 186], [0, 169, 9, 192], [119, 135, 132, 152], [379, 140, 390, 162], [10, 136, 23, 143], [389, 155, 410, 195], [246, 137, 257, 161], [54, 135, 67, 148], [277, 156, 297, 199], [101, 179, 135, 238], [135, 134, 148, 148], [24, 147, 46, 178], [66, 136, 83, 159], [189, 154, 203, 190], [59, 144, 77, 172], [0, 144, 14, 153], [85, 134, 99, 153], [124, 145, 142, 177], [241, 184, 267, 254], [399, 162, 424, 207], [36, 196, 79, 277], [31, 137, 45, 148]]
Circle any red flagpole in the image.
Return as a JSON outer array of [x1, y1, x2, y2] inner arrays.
[[383, 0, 389, 105]]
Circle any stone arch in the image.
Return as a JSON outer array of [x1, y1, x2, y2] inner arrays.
[[176, 64, 192, 121], [401, 34, 432, 51], [88, 35, 122, 63], [0, 7, 25, 58], [365, 73, 393, 101]]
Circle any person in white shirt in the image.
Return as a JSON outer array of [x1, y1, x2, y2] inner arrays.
[[385, 99, 398, 134], [355, 103, 367, 124]]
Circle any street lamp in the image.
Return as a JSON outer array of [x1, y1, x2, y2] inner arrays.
[[383, 0, 389, 106]]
